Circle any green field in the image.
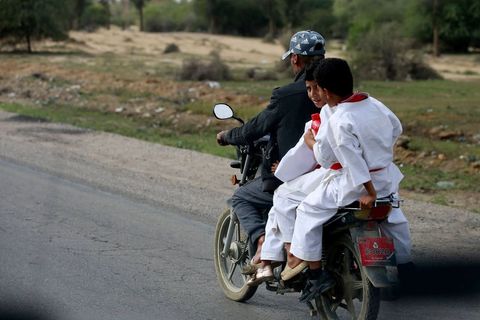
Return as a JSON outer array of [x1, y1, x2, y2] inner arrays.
[[1, 51, 479, 211]]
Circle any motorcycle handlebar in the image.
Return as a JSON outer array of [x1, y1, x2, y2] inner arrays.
[[341, 195, 402, 210]]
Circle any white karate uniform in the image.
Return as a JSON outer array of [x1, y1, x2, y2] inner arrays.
[[289, 96, 412, 263], [261, 106, 333, 261]]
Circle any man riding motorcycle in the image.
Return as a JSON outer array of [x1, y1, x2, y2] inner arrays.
[[216, 30, 327, 267]]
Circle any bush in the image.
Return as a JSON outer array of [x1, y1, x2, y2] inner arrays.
[[80, 2, 110, 31], [164, 43, 180, 54], [110, 1, 135, 30], [350, 23, 441, 81], [245, 68, 278, 81], [179, 52, 231, 81], [144, 1, 197, 32]]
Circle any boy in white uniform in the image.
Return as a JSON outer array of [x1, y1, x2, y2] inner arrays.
[[288, 58, 411, 300], [252, 58, 412, 297], [247, 60, 329, 285]]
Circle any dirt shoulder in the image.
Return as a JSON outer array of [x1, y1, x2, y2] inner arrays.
[[1, 110, 479, 263]]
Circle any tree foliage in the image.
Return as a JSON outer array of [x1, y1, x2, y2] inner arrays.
[[405, 0, 480, 54], [80, 1, 110, 31], [144, 1, 197, 32], [0, 0, 70, 52], [350, 23, 440, 81]]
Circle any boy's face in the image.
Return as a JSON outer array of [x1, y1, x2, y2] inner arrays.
[[315, 85, 335, 107], [306, 80, 325, 108]]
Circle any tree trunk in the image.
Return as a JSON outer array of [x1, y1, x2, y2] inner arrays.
[[122, 0, 129, 30], [268, 18, 275, 38], [433, 25, 440, 57], [432, 0, 440, 57], [139, 8, 144, 32], [26, 32, 32, 53], [209, 17, 218, 34]]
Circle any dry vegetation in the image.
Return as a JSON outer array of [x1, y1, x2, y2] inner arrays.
[[1, 27, 479, 211]]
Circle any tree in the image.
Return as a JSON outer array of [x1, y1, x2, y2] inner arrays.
[[405, 0, 480, 55], [131, 0, 149, 31], [80, 0, 111, 31], [71, 0, 91, 30], [194, 0, 226, 34], [0, 0, 70, 53], [332, 0, 406, 47], [194, 0, 268, 36], [259, 0, 284, 38]]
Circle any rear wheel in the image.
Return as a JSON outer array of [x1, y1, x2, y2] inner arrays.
[[213, 209, 257, 301], [316, 235, 380, 320]]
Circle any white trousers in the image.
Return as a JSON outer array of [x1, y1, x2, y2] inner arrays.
[[262, 169, 412, 264], [261, 169, 326, 261]]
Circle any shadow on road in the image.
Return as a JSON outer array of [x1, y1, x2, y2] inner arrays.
[[400, 261, 480, 297], [0, 296, 57, 320]]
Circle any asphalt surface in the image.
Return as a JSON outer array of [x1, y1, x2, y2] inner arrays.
[[1, 110, 480, 319], [2, 153, 480, 320], [0, 158, 311, 320]]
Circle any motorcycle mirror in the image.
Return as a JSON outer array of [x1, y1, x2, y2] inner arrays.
[[213, 103, 234, 120]]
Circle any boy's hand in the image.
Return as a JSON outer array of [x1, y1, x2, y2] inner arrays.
[[304, 129, 316, 150], [361, 180, 377, 209], [271, 160, 280, 173], [359, 194, 376, 209]]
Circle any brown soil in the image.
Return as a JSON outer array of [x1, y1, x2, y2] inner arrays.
[[1, 27, 479, 211]]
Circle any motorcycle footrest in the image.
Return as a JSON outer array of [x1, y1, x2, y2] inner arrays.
[[265, 282, 280, 292]]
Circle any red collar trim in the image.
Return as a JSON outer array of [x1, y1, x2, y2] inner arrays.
[[340, 92, 369, 103]]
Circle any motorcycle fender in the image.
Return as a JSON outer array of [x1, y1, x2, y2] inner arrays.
[[363, 266, 394, 288]]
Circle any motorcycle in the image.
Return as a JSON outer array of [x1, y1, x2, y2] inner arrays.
[[212, 103, 400, 320]]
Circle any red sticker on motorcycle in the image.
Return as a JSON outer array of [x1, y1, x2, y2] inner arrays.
[[358, 237, 395, 266]]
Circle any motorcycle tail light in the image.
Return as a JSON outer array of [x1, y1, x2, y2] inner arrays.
[[354, 205, 392, 221]]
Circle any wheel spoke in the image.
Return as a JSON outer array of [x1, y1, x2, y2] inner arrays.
[[345, 297, 356, 319], [342, 247, 352, 276], [227, 260, 238, 281], [318, 296, 340, 320], [351, 279, 364, 292], [319, 238, 379, 320]]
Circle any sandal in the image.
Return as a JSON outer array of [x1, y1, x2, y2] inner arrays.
[[241, 261, 261, 275], [247, 265, 274, 287], [281, 261, 308, 281]]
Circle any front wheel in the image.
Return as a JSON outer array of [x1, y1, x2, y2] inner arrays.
[[213, 209, 257, 301], [316, 235, 380, 320]]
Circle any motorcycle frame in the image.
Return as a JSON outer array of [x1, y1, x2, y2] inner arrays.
[[222, 148, 256, 259]]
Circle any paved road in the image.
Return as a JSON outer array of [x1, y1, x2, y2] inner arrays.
[[0, 158, 311, 320], [1, 110, 479, 319], [2, 157, 480, 320]]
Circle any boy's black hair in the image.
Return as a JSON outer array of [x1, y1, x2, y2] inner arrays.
[[313, 58, 353, 98], [305, 57, 322, 81]]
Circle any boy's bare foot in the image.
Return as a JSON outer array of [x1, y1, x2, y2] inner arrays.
[[251, 235, 265, 264], [287, 252, 304, 269]]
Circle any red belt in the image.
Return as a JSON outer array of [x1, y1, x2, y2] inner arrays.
[[318, 163, 384, 172]]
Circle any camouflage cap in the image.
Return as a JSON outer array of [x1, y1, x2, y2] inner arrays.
[[281, 30, 326, 60]]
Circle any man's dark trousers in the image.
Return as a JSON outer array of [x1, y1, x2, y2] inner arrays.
[[231, 177, 273, 247]]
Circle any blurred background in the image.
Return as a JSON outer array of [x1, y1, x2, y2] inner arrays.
[[0, 0, 479, 211]]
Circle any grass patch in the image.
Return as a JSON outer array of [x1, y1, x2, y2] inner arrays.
[[399, 163, 480, 192], [0, 102, 236, 159], [2, 51, 479, 196], [408, 136, 480, 159], [222, 79, 289, 98], [357, 80, 480, 135]]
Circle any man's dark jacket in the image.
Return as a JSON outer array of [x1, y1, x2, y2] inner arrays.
[[223, 70, 317, 192]]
